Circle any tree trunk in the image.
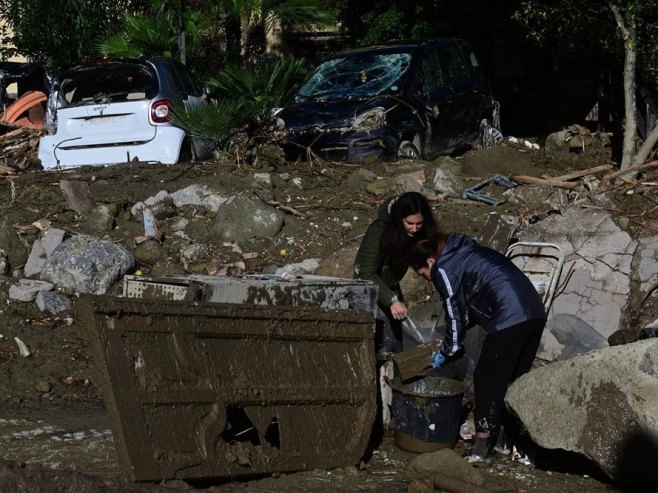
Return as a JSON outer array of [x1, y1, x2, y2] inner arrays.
[[178, 0, 187, 65], [633, 122, 658, 165], [610, 3, 637, 170]]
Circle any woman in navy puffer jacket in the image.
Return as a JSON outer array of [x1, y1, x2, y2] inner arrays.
[[409, 232, 546, 463]]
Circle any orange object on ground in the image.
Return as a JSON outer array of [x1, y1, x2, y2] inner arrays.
[[0, 90, 47, 129]]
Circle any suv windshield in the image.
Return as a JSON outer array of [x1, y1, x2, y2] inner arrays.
[[297, 53, 412, 102], [59, 63, 157, 108]]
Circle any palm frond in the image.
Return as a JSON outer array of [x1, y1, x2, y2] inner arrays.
[[170, 99, 259, 145], [96, 34, 143, 58], [264, 0, 335, 32], [206, 58, 305, 121]]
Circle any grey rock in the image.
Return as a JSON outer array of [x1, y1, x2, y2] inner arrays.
[[9, 279, 54, 302], [133, 240, 166, 266], [406, 448, 484, 484], [426, 159, 464, 197], [170, 185, 228, 212], [316, 243, 359, 278], [0, 248, 6, 275], [344, 168, 377, 189], [252, 173, 271, 186], [24, 228, 66, 278], [131, 191, 177, 222], [24, 239, 47, 278], [506, 339, 658, 484], [184, 220, 211, 244], [40, 235, 134, 294], [544, 130, 570, 153], [36, 290, 71, 314], [165, 217, 189, 233], [394, 170, 425, 194], [517, 207, 636, 355], [34, 381, 52, 393], [81, 204, 116, 234], [59, 180, 94, 214], [41, 228, 66, 257], [211, 195, 284, 243]]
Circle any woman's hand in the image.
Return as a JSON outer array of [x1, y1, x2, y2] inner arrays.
[[390, 301, 407, 320]]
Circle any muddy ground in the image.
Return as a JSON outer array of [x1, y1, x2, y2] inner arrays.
[[0, 139, 655, 492]]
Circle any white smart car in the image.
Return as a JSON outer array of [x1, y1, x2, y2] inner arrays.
[[39, 56, 212, 169]]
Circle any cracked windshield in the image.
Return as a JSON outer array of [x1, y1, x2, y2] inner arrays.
[[296, 53, 411, 101]]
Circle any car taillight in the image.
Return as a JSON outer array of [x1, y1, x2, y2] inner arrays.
[[151, 99, 172, 123]]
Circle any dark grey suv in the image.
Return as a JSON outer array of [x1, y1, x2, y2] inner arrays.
[[278, 38, 498, 163]]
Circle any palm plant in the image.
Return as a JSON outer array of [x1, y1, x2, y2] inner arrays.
[[97, 0, 218, 62], [207, 57, 306, 121], [170, 58, 306, 151]]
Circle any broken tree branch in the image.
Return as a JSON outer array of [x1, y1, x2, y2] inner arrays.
[[598, 160, 658, 189], [253, 190, 309, 219], [510, 174, 580, 189], [551, 164, 613, 182]]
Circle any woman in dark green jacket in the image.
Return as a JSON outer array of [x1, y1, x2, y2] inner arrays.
[[354, 192, 438, 353]]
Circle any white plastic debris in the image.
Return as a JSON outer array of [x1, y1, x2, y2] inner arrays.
[[14, 337, 31, 357]]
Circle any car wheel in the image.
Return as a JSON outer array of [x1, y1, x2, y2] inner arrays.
[[397, 140, 420, 159]]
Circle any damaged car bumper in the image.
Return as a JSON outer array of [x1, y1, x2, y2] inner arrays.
[[285, 125, 398, 163], [39, 126, 186, 169]]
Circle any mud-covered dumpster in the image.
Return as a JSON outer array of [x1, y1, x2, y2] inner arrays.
[[80, 275, 377, 482]]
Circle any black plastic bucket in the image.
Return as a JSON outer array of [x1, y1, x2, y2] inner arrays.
[[390, 376, 466, 453]]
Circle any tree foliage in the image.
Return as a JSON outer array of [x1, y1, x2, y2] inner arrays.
[[97, 0, 334, 71], [515, 0, 658, 167], [0, 0, 135, 72], [170, 58, 305, 149]]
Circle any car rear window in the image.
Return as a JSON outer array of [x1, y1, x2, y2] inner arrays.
[[58, 63, 157, 108]]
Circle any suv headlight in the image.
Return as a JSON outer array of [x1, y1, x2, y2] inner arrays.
[[352, 107, 385, 130]]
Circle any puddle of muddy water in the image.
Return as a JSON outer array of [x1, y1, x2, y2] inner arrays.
[[0, 407, 121, 479]]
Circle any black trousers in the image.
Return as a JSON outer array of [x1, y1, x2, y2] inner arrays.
[[472, 319, 545, 436]]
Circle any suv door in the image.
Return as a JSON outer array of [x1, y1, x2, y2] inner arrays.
[[437, 44, 484, 147], [417, 48, 459, 158]]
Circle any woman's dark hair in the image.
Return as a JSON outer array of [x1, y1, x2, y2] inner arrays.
[[380, 192, 438, 270]]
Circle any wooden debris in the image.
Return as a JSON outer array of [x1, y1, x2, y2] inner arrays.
[[0, 124, 43, 175], [551, 164, 613, 182], [510, 174, 580, 189], [599, 160, 658, 189]]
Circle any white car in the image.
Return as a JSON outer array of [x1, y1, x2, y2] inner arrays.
[[39, 56, 212, 169]]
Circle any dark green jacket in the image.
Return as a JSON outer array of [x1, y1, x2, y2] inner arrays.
[[354, 198, 408, 307]]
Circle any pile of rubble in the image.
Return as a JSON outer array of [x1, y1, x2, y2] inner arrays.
[[0, 125, 42, 175]]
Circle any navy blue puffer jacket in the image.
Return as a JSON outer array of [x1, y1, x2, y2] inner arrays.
[[432, 233, 547, 358]]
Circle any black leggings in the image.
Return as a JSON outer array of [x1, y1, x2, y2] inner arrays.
[[472, 319, 545, 436]]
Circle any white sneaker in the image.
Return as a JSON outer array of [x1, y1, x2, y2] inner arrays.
[[463, 450, 491, 464]]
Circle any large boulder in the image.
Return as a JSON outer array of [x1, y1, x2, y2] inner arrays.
[[506, 339, 658, 485], [40, 235, 134, 294], [516, 207, 635, 359], [210, 195, 284, 243]]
